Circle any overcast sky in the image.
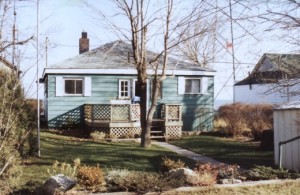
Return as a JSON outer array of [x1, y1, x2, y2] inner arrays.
[[12, 0, 297, 107]]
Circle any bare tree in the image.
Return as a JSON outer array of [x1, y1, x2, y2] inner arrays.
[[258, 0, 300, 47], [245, 1, 300, 99], [89, 0, 216, 147], [175, 2, 223, 68], [0, 0, 34, 191]]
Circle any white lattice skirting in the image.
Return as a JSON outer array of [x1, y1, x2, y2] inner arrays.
[[110, 127, 141, 138], [165, 126, 182, 139]]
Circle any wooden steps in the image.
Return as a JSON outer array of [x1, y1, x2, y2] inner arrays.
[[150, 126, 165, 141]]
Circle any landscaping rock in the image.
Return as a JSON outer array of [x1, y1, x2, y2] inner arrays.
[[41, 174, 76, 195], [219, 178, 242, 184], [166, 168, 200, 186]]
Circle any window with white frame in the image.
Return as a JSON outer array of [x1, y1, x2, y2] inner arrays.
[[185, 78, 201, 94], [178, 76, 208, 95], [119, 79, 131, 99], [55, 77, 91, 97], [65, 79, 83, 95]]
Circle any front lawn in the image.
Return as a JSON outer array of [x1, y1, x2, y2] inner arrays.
[[169, 135, 274, 169], [21, 131, 195, 185]]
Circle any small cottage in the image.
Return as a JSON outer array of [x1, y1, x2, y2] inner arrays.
[[41, 32, 215, 139], [274, 101, 300, 173], [234, 53, 300, 104]]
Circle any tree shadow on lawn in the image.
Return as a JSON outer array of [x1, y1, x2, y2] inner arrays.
[[170, 135, 274, 170], [39, 135, 196, 172]]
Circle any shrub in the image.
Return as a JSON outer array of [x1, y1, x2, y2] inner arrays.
[[0, 70, 36, 190], [47, 158, 81, 179], [217, 103, 273, 138], [243, 166, 300, 180], [244, 104, 273, 140], [160, 156, 185, 173], [106, 169, 184, 193], [217, 103, 248, 136], [217, 164, 240, 180], [90, 131, 107, 141], [194, 163, 218, 186], [195, 163, 242, 184], [76, 165, 105, 191]]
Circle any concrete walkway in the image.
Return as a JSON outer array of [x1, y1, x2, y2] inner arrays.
[[153, 141, 224, 166]]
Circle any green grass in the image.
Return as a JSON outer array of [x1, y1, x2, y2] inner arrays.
[[21, 131, 195, 185], [169, 135, 274, 169]]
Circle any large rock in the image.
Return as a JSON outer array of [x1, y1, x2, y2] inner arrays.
[[219, 178, 242, 184], [166, 168, 201, 186], [41, 174, 76, 195]]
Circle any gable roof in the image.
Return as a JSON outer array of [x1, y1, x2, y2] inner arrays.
[[235, 53, 300, 86], [43, 41, 215, 77]]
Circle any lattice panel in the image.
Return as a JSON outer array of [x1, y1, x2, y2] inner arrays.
[[132, 127, 141, 136], [111, 127, 131, 138], [165, 126, 182, 139], [168, 105, 180, 119], [110, 127, 141, 138], [93, 105, 111, 120], [111, 105, 129, 121], [162, 104, 181, 121], [130, 104, 140, 120]]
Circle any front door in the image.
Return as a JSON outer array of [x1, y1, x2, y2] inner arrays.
[[132, 79, 149, 111]]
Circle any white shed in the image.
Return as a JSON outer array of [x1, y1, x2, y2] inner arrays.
[[274, 101, 300, 173]]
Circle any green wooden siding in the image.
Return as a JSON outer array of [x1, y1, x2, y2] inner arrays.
[[157, 76, 214, 131], [45, 74, 214, 131]]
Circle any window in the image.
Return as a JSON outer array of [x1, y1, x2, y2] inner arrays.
[[55, 77, 91, 97], [119, 79, 130, 99], [185, 79, 200, 94], [178, 76, 209, 95], [65, 79, 83, 95]]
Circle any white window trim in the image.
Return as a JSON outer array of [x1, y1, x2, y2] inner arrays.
[[55, 76, 91, 97], [178, 76, 209, 95], [64, 78, 84, 96], [118, 79, 131, 99]]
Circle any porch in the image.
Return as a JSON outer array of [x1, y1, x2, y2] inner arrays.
[[84, 103, 182, 140]]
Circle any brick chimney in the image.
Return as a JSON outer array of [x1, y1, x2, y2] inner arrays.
[[79, 31, 89, 54]]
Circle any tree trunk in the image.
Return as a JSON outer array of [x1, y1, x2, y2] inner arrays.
[[140, 78, 151, 147]]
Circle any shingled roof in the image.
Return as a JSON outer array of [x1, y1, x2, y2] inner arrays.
[[48, 40, 214, 73], [235, 53, 300, 86]]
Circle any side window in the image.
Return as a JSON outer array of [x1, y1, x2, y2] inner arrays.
[[56, 77, 91, 97], [184, 79, 201, 94], [178, 77, 208, 95], [65, 79, 83, 95], [119, 79, 131, 99]]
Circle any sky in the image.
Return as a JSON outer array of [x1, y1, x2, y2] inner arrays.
[[11, 0, 298, 108]]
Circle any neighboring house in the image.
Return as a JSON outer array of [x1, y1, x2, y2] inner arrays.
[[234, 53, 300, 104], [42, 32, 215, 138]]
